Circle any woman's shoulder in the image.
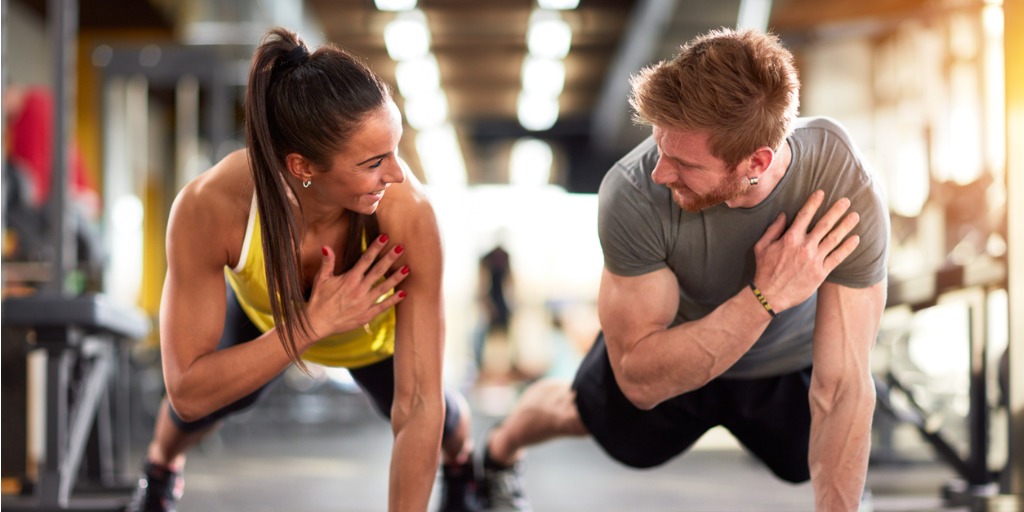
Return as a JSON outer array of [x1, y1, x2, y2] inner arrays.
[[376, 159, 433, 220], [375, 158, 441, 241], [174, 150, 253, 217], [167, 150, 254, 264]]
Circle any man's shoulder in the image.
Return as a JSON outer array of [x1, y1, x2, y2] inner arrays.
[[792, 116, 856, 146], [600, 136, 659, 195]]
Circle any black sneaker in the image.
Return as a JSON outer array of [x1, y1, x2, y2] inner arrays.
[[480, 457, 531, 512], [437, 458, 481, 512], [126, 461, 183, 512]]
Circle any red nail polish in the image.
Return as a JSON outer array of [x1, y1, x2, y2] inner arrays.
[[394, 245, 404, 254], [401, 265, 410, 275], [398, 290, 407, 298], [378, 234, 388, 243], [322, 246, 328, 256]]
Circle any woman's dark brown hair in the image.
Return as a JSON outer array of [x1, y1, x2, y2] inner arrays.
[[245, 27, 390, 364]]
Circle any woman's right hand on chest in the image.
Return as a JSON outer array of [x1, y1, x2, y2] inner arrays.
[[304, 233, 409, 342]]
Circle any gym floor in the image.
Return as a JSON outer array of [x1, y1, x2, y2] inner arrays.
[[151, 383, 970, 512]]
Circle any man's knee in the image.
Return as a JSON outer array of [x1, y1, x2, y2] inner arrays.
[[519, 378, 586, 435]]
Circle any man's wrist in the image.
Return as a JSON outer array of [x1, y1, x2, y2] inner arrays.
[[748, 281, 778, 319]]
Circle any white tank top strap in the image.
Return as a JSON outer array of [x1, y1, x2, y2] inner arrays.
[[231, 194, 258, 273]]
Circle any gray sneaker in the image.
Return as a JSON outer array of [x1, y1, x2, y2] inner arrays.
[[480, 460, 532, 512]]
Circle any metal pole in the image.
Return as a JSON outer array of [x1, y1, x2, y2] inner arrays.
[[49, 0, 78, 295]]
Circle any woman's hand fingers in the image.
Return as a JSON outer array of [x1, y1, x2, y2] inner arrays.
[[364, 243, 405, 284], [306, 236, 410, 339], [315, 245, 336, 284], [370, 265, 410, 302], [367, 289, 408, 320], [349, 233, 392, 277]]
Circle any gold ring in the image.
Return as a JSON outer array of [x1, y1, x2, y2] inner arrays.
[[362, 323, 372, 335]]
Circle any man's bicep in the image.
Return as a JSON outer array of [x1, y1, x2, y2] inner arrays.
[[598, 267, 679, 353]]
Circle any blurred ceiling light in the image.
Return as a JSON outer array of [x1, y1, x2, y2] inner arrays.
[[183, 21, 275, 46], [521, 56, 565, 96], [509, 137, 554, 187], [374, 0, 418, 11], [537, 0, 580, 9], [527, 10, 572, 59], [517, 91, 559, 131], [384, 10, 430, 61], [396, 55, 441, 98], [416, 124, 468, 188], [404, 91, 449, 130]]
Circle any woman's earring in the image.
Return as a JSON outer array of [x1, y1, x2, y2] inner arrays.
[[748, 176, 759, 186], [303, 179, 312, 188]]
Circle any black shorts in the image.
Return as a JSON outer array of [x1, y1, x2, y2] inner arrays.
[[168, 285, 462, 437], [572, 333, 812, 483]]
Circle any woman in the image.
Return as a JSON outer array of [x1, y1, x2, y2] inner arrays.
[[129, 27, 478, 512]]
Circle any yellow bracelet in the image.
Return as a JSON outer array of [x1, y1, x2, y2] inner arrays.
[[748, 281, 778, 319]]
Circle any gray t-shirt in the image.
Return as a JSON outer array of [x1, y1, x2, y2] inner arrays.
[[597, 116, 889, 378]]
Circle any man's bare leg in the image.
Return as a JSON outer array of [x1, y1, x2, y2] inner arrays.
[[486, 378, 588, 465]]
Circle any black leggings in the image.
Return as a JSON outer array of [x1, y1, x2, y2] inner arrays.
[[167, 286, 462, 438]]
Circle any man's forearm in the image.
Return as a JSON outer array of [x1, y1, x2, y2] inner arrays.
[[808, 378, 875, 511], [610, 286, 773, 409]]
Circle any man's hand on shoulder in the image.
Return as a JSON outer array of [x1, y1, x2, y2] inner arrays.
[[752, 190, 861, 313]]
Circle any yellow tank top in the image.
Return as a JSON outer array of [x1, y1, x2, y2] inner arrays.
[[224, 197, 396, 368]]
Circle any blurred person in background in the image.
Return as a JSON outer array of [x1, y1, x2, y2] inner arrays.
[[476, 28, 888, 512], [129, 27, 479, 512], [2, 85, 103, 292]]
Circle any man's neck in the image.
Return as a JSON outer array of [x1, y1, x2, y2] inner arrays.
[[727, 139, 792, 209]]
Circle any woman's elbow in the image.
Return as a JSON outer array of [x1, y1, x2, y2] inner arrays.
[[163, 378, 208, 423], [165, 393, 203, 423], [390, 390, 444, 433]]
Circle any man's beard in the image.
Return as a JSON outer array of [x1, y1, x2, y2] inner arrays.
[[670, 168, 748, 213]]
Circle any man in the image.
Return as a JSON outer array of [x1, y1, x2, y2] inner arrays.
[[478, 27, 889, 512]]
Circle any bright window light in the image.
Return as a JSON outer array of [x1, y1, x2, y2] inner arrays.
[[509, 137, 554, 187], [404, 91, 448, 130], [374, 0, 417, 11], [384, 10, 430, 61], [538, 0, 580, 9], [396, 54, 441, 98], [517, 91, 559, 131], [736, 0, 772, 32], [527, 10, 572, 59], [416, 123, 467, 188], [521, 56, 565, 96]]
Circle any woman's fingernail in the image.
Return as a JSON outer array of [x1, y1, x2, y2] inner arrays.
[[400, 265, 410, 275], [322, 246, 328, 256], [394, 245, 404, 255], [398, 290, 407, 298], [378, 234, 388, 243]]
